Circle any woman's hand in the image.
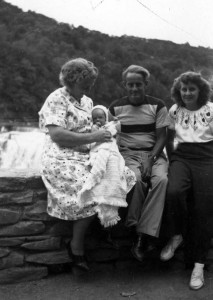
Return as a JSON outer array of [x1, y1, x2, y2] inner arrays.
[[47, 125, 112, 147], [92, 129, 112, 143]]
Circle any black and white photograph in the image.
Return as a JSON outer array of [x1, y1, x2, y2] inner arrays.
[[0, 1, 213, 299]]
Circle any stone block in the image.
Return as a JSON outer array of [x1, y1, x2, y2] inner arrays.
[[0, 247, 10, 258], [0, 236, 51, 247], [33, 189, 47, 201], [0, 237, 25, 247], [21, 237, 61, 250], [0, 266, 48, 284], [26, 250, 71, 264], [26, 176, 45, 189], [0, 221, 45, 236], [23, 201, 51, 221], [0, 190, 33, 205], [0, 208, 21, 225], [0, 252, 24, 270], [24, 235, 51, 241], [0, 177, 26, 192], [47, 221, 73, 237]]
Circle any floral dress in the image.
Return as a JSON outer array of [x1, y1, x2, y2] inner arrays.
[[38, 87, 96, 220]]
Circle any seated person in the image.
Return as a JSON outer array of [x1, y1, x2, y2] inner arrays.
[[109, 65, 169, 262]]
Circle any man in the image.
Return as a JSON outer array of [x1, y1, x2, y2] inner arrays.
[[108, 65, 169, 262]]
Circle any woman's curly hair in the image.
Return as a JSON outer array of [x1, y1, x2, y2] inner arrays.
[[59, 58, 98, 88], [171, 71, 211, 107]]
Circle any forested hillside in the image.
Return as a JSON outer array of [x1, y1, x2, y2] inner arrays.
[[0, 0, 213, 121]]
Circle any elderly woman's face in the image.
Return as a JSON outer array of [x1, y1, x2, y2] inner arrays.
[[72, 77, 95, 101]]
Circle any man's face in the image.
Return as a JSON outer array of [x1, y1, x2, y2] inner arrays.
[[124, 72, 147, 106]]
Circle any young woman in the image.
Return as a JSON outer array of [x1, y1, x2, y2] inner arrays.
[[160, 71, 213, 290]]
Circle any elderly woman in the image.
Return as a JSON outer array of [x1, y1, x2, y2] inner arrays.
[[160, 72, 213, 290], [39, 58, 111, 271]]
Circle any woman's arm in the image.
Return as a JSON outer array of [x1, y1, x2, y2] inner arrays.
[[166, 128, 176, 162], [47, 125, 112, 148]]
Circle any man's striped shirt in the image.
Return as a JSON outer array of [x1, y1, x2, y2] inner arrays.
[[109, 95, 169, 149]]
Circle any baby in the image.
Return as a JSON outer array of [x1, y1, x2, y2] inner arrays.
[[78, 105, 136, 227]]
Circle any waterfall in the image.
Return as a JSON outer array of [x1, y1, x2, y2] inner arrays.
[[0, 128, 45, 173]]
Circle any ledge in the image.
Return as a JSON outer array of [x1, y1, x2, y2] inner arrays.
[[0, 171, 212, 284]]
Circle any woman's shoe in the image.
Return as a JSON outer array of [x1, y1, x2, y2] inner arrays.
[[160, 235, 183, 261], [66, 242, 89, 271], [189, 263, 204, 290], [72, 254, 89, 271]]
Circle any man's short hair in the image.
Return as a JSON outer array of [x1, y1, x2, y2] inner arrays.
[[122, 65, 150, 82]]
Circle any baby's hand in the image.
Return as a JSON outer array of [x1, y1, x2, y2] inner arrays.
[[91, 124, 100, 132], [94, 121, 102, 128]]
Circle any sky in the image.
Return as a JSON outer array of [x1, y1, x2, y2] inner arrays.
[[5, 0, 213, 49]]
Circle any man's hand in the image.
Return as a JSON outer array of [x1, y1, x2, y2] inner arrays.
[[142, 158, 153, 183]]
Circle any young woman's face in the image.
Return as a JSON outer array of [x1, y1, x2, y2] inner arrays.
[[180, 82, 200, 110], [92, 108, 106, 127]]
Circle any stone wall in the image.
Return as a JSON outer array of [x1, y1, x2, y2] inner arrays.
[[0, 171, 132, 284], [0, 171, 212, 284]]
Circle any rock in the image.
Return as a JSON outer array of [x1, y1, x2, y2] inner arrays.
[[47, 221, 73, 237], [33, 189, 47, 201], [26, 176, 45, 189], [21, 237, 61, 250], [0, 221, 45, 236], [24, 235, 51, 241], [0, 190, 33, 205], [0, 247, 10, 258], [0, 236, 51, 247], [0, 266, 48, 284], [23, 201, 51, 221], [0, 252, 24, 270], [0, 177, 26, 192], [26, 250, 71, 264], [0, 237, 25, 246], [0, 208, 21, 225]]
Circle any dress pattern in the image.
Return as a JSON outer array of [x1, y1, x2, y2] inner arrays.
[[39, 87, 96, 220]]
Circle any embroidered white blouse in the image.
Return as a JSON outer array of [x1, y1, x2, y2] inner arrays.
[[168, 102, 213, 143]]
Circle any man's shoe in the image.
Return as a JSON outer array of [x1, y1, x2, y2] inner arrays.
[[160, 234, 183, 261], [189, 263, 204, 290], [131, 234, 144, 262]]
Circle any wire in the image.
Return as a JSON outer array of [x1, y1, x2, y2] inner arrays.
[[90, 0, 105, 10], [136, 0, 203, 45]]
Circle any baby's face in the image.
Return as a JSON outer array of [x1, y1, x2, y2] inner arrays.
[[92, 108, 106, 127]]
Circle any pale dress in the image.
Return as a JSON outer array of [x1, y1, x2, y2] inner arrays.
[[75, 121, 136, 227], [38, 87, 96, 220]]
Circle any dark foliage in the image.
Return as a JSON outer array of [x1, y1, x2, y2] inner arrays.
[[0, 0, 213, 122]]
